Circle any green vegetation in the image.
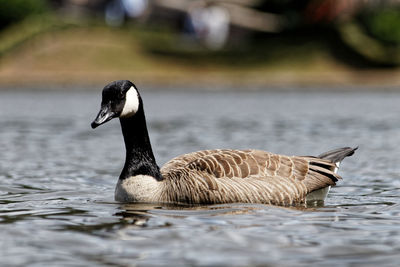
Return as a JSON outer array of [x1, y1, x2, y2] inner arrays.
[[336, 7, 400, 66], [1, 2, 400, 88], [0, 15, 73, 57], [360, 8, 400, 45], [0, 16, 338, 68], [0, 0, 49, 30], [136, 28, 332, 69]]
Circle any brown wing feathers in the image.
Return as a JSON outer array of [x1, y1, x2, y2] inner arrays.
[[161, 149, 347, 205]]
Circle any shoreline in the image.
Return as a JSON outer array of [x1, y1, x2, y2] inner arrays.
[[1, 69, 400, 92], [1, 24, 400, 92]]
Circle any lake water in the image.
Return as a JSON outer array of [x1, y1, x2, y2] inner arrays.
[[1, 89, 400, 266]]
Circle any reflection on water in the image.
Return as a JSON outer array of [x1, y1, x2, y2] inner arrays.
[[1, 90, 400, 266]]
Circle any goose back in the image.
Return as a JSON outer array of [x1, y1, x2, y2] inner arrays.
[[160, 149, 340, 205]]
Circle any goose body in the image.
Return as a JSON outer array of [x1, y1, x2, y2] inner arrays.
[[92, 80, 356, 206]]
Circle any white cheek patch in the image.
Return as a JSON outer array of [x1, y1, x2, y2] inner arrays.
[[120, 86, 139, 118]]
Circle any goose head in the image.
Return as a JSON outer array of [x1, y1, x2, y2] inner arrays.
[[91, 80, 140, 128]]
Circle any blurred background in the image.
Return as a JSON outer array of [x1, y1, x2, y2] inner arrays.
[[1, 0, 400, 90]]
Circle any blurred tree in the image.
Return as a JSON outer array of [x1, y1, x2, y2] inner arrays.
[[360, 7, 400, 45], [336, 5, 400, 66], [0, 0, 49, 30]]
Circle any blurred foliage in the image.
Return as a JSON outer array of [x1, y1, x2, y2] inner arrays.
[[335, 6, 400, 66], [255, 0, 308, 14], [1, 0, 400, 68], [359, 7, 400, 45], [0, 0, 49, 30], [0, 15, 77, 57]]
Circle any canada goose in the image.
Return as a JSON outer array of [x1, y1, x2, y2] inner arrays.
[[91, 80, 356, 205]]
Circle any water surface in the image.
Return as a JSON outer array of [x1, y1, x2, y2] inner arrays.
[[1, 90, 400, 266]]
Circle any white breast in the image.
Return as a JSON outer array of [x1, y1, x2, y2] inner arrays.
[[114, 175, 163, 202]]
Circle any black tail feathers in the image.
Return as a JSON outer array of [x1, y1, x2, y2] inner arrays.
[[318, 147, 358, 163]]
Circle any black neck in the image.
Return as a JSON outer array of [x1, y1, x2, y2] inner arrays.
[[118, 104, 162, 181]]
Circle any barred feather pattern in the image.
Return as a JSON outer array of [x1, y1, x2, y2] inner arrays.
[[159, 149, 340, 205]]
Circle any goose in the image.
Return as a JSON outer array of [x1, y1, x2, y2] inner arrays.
[[91, 80, 356, 205]]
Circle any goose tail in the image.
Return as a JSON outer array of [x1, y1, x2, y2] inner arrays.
[[305, 147, 357, 203], [318, 146, 358, 173]]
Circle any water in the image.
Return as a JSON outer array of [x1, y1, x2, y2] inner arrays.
[[1, 89, 400, 266]]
